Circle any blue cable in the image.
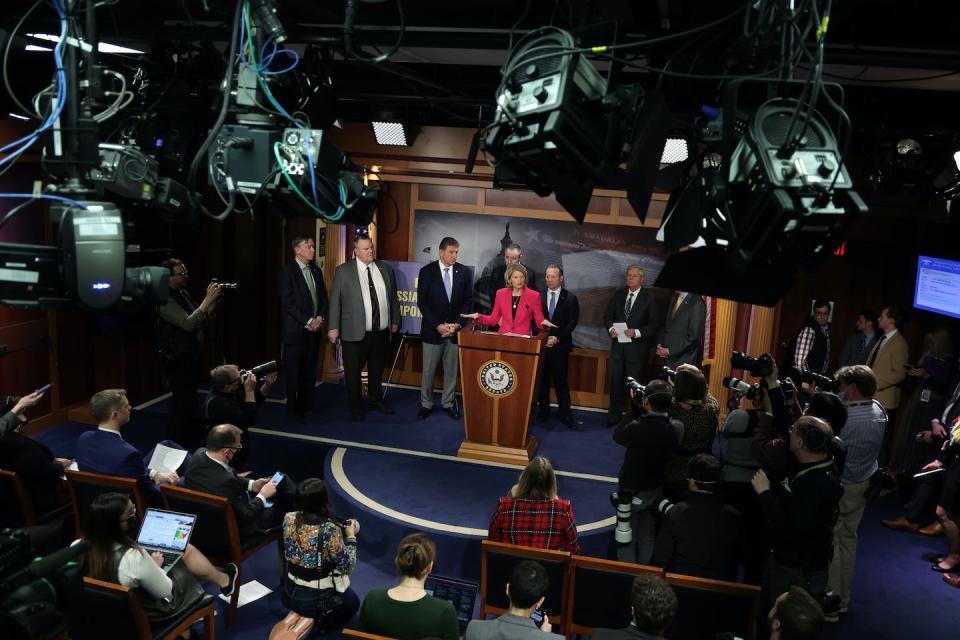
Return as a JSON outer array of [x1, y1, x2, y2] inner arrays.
[[303, 137, 321, 207], [259, 39, 299, 76], [0, 193, 92, 209]]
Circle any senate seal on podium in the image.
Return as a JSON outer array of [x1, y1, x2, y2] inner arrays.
[[478, 360, 517, 398]]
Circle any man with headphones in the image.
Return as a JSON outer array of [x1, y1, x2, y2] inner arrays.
[[613, 379, 684, 564], [652, 454, 743, 581], [752, 415, 844, 620]]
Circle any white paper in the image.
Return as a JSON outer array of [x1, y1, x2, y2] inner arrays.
[[147, 443, 187, 473], [219, 579, 273, 606], [613, 322, 632, 343]]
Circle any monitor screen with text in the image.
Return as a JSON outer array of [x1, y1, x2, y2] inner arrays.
[[914, 255, 960, 320]]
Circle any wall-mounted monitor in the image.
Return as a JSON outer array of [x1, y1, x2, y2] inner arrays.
[[914, 255, 960, 320]]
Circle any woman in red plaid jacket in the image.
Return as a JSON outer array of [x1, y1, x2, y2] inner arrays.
[[487, 456, 581, 553]]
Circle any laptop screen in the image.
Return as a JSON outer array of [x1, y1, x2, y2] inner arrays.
[[136, 509, 196, 552], [424, 575, 478, 634]]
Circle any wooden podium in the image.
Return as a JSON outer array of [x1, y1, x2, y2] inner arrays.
[[457, 330, 546, 465]]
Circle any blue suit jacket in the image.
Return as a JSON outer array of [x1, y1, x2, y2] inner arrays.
[[75, 429, 158, 498], [416, 261, 473, 344]]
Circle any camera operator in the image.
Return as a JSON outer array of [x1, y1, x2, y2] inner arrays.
[[612, 379, 683, 564], [721, 384, 772, 583], [751, 416, 843, 616], [664, 365, 719, 499], [652, 454, 743, 581], [202, 364, 278, 468], [157, 258, 221, 450]]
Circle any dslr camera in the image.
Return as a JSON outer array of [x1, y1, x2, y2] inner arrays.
[[730, 351, 775, 377], [240, 360, 279, 380], [659, 366, 677, 382], [722, 376, 760, 401], [798, 369, 838, 392]]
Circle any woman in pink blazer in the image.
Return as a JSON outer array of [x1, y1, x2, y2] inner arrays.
[[463, 264, 553, 335]]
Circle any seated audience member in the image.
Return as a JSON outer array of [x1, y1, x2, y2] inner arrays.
[[613, 379, 683, 564], [665, 364, 719, 498], [75, 389, 183, 503], [465, 560, 564, 640], [0, 392, 71, 518], [652, 454, 743, 581], [768, 587, 824, 640], [488, 456, 580, 553], [282, 478, 359, 632], [81, 492, 237, 623], [359, 533, 459, 640], [592, 574, 678, 640], [183, 424, 291, 541], [201, 364, 278, 468], [0, 389, 46, 439], [720, 387, 769, 582]]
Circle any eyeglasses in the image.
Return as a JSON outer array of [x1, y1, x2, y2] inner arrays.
[[227, 443, 243, 450], [174, 271, 188, 278]]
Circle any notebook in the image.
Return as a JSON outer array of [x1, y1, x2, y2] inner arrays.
[[135, 508, 196, 574], [424, 574, 479, 636]]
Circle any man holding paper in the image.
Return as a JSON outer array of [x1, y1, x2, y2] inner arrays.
[[603, 266, 661, 426], [76, 389, 188, 505]]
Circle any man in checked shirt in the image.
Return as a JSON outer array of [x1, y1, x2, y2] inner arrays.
[[786, 299, 833, 402]]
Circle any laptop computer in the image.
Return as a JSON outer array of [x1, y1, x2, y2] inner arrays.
[[424, 574, 479, 637], [135, 508, 197, 574]]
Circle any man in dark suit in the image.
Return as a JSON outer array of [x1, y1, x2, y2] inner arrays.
[[489, 243, 537, 302], [328, 235, 401, 420], [278, 235, 328, 422], [603, 265, 662, 426], [591, 574, 678, 640], [75, 389, 182, 504], [416, 236, 473, 419], [537, 264, 580, 429], [184, 424, 291, 542], [655, 291, 706, 369]]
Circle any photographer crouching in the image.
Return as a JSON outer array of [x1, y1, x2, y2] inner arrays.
[[157, 259, 221, 450], [202, 362, 278, 469], [612, 379, 683, 564]]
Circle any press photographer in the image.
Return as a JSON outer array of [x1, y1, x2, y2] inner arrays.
[[157, 258, 222, 449], [664, 364, 720, 499], [612, 379, 683, 564], [202, 362, 279, 468]]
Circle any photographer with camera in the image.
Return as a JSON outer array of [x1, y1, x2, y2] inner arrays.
[[822, 365, 887, 622], [157, 258, 221, 449], [751, 416, 843, 619], [652, 454, 743, 581], [785, 300, 832, 401], [612, 379, 683, 564], [201, 363, 278, 468], [664, 365, 719, 498]]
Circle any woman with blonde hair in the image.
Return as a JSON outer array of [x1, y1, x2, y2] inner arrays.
[[462, 264, 554, 335], [488, 456, 581, 553]]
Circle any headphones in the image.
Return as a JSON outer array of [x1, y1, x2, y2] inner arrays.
[[799, 424, 829, 452], [644, 391, 674, 402], [685, 456, 721, 491]]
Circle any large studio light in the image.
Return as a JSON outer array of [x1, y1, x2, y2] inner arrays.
[[371, 120, 411, 146]]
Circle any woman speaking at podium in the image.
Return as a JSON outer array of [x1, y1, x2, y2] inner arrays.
[[462, 264, 554, 335]]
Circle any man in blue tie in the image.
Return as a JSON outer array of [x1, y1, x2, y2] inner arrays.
[[537, 265, 580, 429], [416, 237, 473, 419]]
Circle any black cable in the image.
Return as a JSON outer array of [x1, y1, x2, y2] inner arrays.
[[820, 68, 960, 84], [3, 0, 45, 118], [378, 185, 400, 235], [343, 0, 405, 64], [506, 0, 532, 53]]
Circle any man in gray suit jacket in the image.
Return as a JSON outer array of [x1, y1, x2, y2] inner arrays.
[[465, 561, 564, 640], [328, 235, 400, 420], [656, 291, 707, 369]]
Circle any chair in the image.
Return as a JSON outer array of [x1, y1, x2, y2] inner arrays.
[[562, 555, 664, 636], [343, 630, 396, 640], [160, 484, 282, 628], [665, 572, 762, 640], [0, 469, 71, 528], [480, 540, 571, 632], [65, 469, 147, 537], [73, 576, 215, 640]]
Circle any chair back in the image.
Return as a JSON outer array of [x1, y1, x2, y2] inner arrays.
[[480, 540, 570, 623], [160, 484, 240, 561], [65, 470, 146, 537], [0, 469, 33, 527], [72, 577, 152, 640], [665, 572, 762, 640], [342, 630, 397, 640], [564, 556, 664, 635]]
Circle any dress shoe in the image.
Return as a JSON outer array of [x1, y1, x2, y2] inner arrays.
[[881, 517, 919, 533], [536, 411, 551, 423], [605, 414, 622, 427], [944, 573, 960, 588], [931, 559, 959, 572], [417, 406, 432, 419], [919, 521, 945, 537], [369, 401, 395, 415], [444, 405, 461, 419], [560, 415, 578, 430], [349, 410, 364, 422]]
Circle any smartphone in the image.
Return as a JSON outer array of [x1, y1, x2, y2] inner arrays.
[[530, 607, 546, 628], [270, 471, 284, 486], [36, 383, 53, 394]]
